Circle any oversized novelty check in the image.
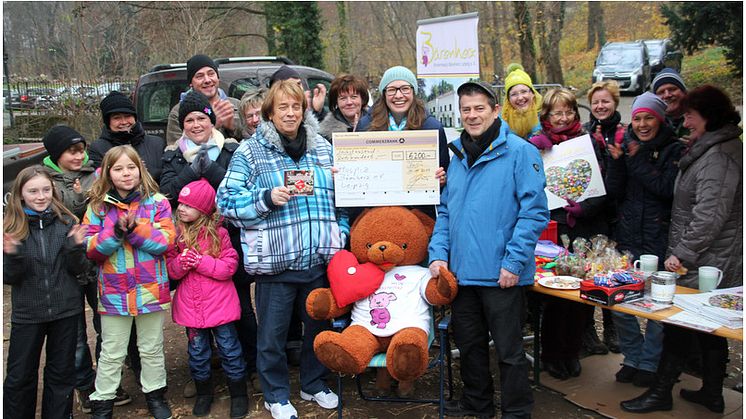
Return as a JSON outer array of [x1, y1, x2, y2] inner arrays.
[[333, 130, 440, 207]]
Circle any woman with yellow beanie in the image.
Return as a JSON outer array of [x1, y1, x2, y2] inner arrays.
[[501, 63, 543, 140]]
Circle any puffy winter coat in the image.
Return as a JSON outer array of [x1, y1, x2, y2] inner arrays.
[[89, 122, 166, 182], [3, 211, 86, 323], [160, 129, 239, 210], [606, 124, 684, 262], [83, 192, 175, 315], [667, 124, 742, 288], [429, 120, 549, 287], [166, 225, 240, 328]]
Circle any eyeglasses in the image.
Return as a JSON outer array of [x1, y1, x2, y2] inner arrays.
[[509, 88, 532, 98], [548, 110, 576, 118], [384, 85, 413, 96]]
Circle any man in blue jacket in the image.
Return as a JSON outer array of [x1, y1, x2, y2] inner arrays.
[[429, 81, 549, 419]]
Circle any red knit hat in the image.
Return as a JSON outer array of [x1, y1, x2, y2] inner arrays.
[[178, 179, 216, 215]]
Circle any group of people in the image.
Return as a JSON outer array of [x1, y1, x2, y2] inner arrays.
[[2, 49, 741, 419]]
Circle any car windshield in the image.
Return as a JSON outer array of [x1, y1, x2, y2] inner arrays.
[[598, 48, 642, 66], [136, 79, 185, 123], [645, 42, 663, 57]]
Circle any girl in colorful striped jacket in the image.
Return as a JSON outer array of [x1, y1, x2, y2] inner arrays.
[[81, 145, 175, 419]]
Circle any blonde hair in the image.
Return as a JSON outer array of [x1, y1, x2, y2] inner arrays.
[[239, 89, 266, 115], [539, 88, 580, 122], [176, 210, 222, 258], [501, 86, 543, 139], [4, 165, 77, 240], [261, 80, 307, 121], [87, 145, 160, 213], [587, 80, 621, 108]]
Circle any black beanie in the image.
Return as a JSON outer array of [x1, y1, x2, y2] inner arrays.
[[269, 65, 307, 89], [42, 125, 86, 164], [187, 54, 219, 85], [178, 91, 216, 129], [100, 91, 136, 126]]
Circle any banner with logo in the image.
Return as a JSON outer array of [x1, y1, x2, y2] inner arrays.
[[416, 12, 479, 78]]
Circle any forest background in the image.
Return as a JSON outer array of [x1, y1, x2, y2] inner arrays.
[[2, 1, 742, 142]]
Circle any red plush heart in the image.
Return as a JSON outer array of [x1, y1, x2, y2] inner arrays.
[[327, 250, 385, 307]]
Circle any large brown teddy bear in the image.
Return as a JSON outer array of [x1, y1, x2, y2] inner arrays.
[[306, 206, 457, 395]]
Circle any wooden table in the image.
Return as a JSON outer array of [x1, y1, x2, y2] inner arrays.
[[528, 284, 743, 385]]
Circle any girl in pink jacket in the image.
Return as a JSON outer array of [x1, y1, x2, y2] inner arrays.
[[165, 178, 248, 417]]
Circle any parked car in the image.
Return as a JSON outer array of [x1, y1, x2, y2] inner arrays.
[[97, 81, 136, 99], [592, 41, 651, 95], [15, 87, 57, 109], [640, 39, 683, 78], [133, 56, 334, 140], [3, 89, 21, 110]]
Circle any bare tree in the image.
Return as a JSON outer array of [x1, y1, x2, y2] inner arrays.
[[512, 1, 538, 82], [490, 2, 505, 82], [336, 1, 351, 72], [536, 2, 565, 85], [586, 1, 606, 51]]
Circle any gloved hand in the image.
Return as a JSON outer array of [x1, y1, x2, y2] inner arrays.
[[528, 133, 553, 150], [190, 147, 210, 176], [591, 126, 605, 150], [179, 248, 203, 271], [613, 124, 625, 145], [564, 200, 583, 228]]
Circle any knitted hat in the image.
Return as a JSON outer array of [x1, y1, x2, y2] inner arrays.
[[378, 66, 418, 94], [504, 63, 538, 100], [99, 91, 136, 126], [457, 80, 497, 103], [652, 68, 687, 94], [178, 178, 216, 215], [178, 91, 216, 129], [631, 92, 667, 122], [42, 125, 86, 163], [187, 54, 219, 85], [269, 65, 306, 89]]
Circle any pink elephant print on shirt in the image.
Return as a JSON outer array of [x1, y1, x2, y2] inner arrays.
[[369, 292, 397, 329]]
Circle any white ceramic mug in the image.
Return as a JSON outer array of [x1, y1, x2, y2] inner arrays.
[[698, 266, 723, 292], [633, 254, 659, 273]]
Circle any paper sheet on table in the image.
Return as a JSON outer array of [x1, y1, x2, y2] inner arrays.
[[662, 311, 721, 332]]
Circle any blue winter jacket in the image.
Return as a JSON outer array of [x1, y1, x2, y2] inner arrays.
[[428, 119, 549, 287]]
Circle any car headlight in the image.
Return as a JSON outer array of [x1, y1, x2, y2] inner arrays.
[[593, 69, 603, 80]]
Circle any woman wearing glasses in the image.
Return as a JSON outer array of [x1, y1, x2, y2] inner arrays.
[[358, 66, 449, 218], [529, 88, 610, 380], [501, 63, 543, 140]]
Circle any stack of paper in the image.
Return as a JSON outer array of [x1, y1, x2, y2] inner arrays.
[[673, 286, 743, 329]]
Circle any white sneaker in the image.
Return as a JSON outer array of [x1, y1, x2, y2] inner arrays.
[[264, 400, 298, 419], [300, 388, 339, 409]]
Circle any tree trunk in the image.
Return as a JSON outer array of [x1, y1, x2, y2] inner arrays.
[[490, 2, 505, 82], [512, 1, 538, 82], [545, 2, 565, 85], [336, 1, 350, 72], [587, 1, 606, 50]]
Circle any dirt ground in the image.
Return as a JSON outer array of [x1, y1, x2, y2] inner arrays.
[[3, 285, 741, 418]]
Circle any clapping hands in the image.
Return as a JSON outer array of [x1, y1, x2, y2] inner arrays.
[[190, 146, 211, 176], [115, 211, 136, 238], [67, 224, 87, 246], [3, 233, 20, 255], [179, 248, 202, 271]]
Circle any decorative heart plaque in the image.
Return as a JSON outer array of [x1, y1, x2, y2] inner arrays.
[[545, 159, 592, 201]]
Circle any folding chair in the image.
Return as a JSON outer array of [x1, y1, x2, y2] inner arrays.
[[331, 307, 454, 418]]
